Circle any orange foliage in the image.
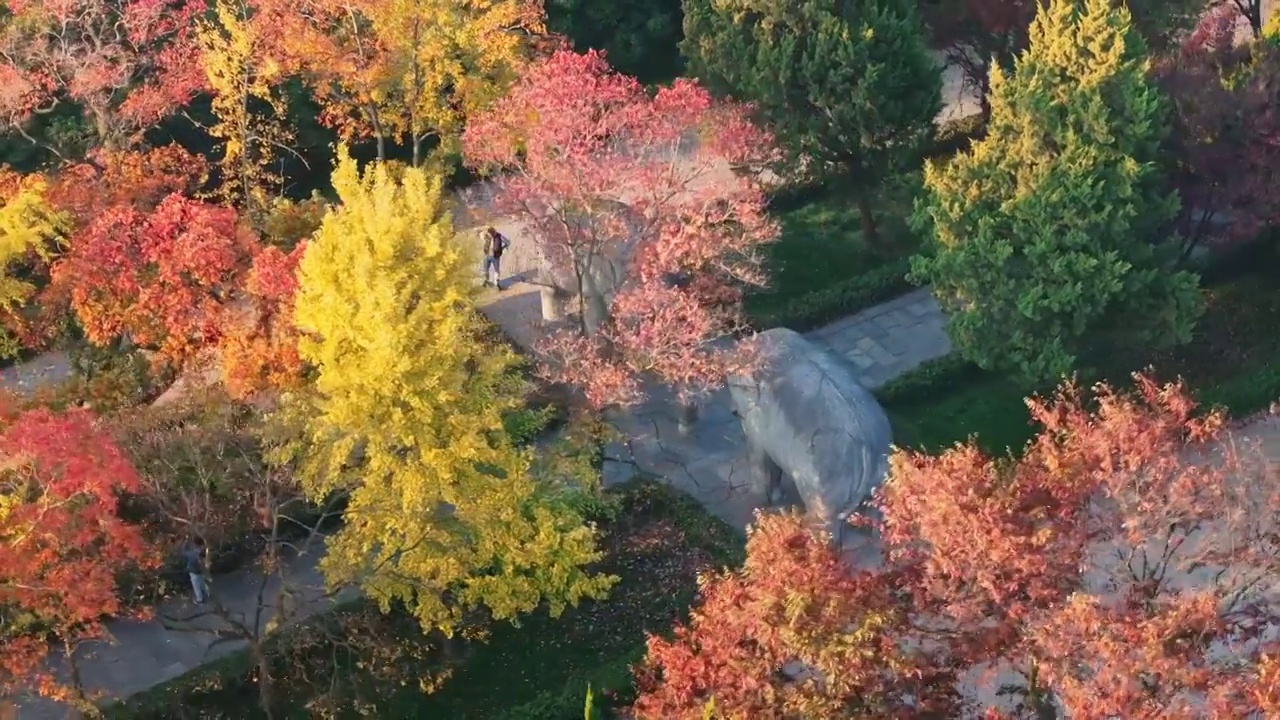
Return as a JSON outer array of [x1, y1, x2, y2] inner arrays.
[[44, 145, 209, 226], [219, 243, 305, 399], [637, 375, 1280, 717], [52, 194, 257, 367], [633, 512, 962, 719], [878, 374, 1280, 717]]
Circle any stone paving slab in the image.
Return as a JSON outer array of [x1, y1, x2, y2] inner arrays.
[[804, 287, 951, 389]]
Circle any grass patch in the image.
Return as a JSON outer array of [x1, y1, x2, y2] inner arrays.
[[747, 179, 921, 330], [106, 479, 744, 720], [883, 272, 1280, 455]]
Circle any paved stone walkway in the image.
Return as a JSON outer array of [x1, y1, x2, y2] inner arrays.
[[0, 351, 72, 395], [10, 544, 348, 720], [474, 285, 952, 540]]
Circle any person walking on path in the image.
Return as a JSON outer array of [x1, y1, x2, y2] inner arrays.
[[183, 537, 211, 604], [482, 226, 510, 290]]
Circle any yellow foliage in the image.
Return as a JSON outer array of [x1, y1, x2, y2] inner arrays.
[[0, 172, 67, 358], [1265, 5, 1280, 43], [365, 0, 544, 162], [197, 0, 293, 217], [276, 149, 612, 634]]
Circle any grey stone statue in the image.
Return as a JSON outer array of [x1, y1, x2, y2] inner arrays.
[[728, 328, 893, 544]]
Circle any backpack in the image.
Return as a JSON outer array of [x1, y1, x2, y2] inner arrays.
[[493, 232, 509, 256]]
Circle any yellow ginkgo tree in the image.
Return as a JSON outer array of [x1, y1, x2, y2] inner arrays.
[[198, 0, 294, 219], [368, 0, 545, 166], [276, 149, 612, 637], [0, 170, 66, 359]]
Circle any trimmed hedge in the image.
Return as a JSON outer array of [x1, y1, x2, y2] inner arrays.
[[752, 259, 915, 331], [875, 353, 980, 407]]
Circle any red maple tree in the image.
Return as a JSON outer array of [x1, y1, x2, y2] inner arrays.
[[1155, 5, 1280, 259], [632, 511, 964, 719], [0, 405, 155, 708], [878, 374, 1280, 717], [51, 193, 258, 367], [463, 49, 779, 407], [0, 0, 206, 154], [45, 145, 210, 228], [635, 376, 1280, 717]]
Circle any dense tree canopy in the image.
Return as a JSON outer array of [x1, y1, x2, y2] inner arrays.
[[0, 170, 66, 357], [1156, 6, 1280, 255], [2, 0, 1280, 714], [53, 193, 258, 367], [277, 151, 612, 633], [911, 0, 1201, 384], [633, 511, 962, 718], [638, 374, 1280, 717], [682, 0, 940, 244], [248, 0, 544, 164]]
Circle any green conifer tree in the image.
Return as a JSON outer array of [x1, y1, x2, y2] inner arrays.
[[681, 0, 940, 244], [910, 0, 1202, 384]]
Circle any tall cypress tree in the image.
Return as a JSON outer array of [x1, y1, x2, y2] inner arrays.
[[681, 0, 940, 244], [910, 0, 1202, 385]]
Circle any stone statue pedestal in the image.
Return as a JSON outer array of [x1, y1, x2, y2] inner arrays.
[[539, 285, 566, 322]]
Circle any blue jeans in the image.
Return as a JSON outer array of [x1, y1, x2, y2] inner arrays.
[[190, 572, 209, 603], [483, 255, 501, 285]]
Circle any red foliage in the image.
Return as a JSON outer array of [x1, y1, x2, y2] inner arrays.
[[0, 0, 206, 151], [632, 512, 963, 718], [52, 193, 257, 366], [1155, 6, 1280, 255], [45, 145, 209, 227], [463, 49, 779, 407], [878, 374, 1280, 716], [0, 405, 156, 705], [638, 376, 1280, 717], [219, 242, 305, 399]]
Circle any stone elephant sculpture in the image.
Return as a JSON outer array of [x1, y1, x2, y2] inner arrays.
[[728, 328, 893, 544]]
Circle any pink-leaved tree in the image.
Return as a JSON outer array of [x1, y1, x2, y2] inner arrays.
[[462, 49, 779, 408], [0, 0, 206, 155]]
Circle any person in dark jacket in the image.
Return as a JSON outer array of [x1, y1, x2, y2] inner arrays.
[[183, 537, 210, 604], [482, 227, 509, 289]]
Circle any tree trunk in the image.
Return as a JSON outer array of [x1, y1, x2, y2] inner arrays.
[[253, 644, 276, 720], [581, 271, 609, 336], [857, 192, 878, 246]]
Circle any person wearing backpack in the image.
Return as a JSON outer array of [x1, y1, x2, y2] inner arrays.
[[482, 226, 510, 290]]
